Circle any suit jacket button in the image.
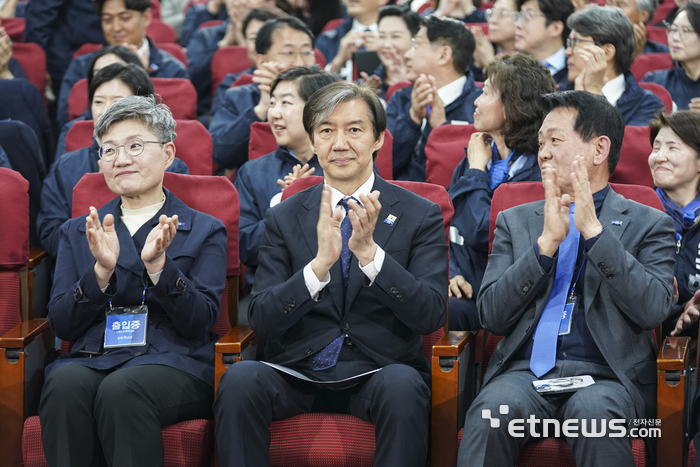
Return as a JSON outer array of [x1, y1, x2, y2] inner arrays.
[[342, 322, 351, 331], [521, 285, 530, 294], [496, 360, 503, 366], [390, 287, 398, 294], [305, 348, 314, 355], [289, 300, 296, 308], [525, 325, 531, 332]]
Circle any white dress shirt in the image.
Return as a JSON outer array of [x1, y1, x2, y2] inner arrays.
[[542, 47, 566, 76], [326, 19, 379, 82], [601, 73, 626, 107]]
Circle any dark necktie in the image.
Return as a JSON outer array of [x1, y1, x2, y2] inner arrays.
[[310, 197, 357, 371], [530, 203, 579, 377]]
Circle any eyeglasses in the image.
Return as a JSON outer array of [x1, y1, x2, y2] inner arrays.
[[411, 37, 446, 49], [513, 10, 545, 23], [486, 8, 513, 21], [565, 37, 597, 50], [276, 49, 315, 63], [663, 21, 696, 39], [98, 138, 166, 162]]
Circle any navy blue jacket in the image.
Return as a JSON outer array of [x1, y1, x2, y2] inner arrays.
[[9, 57, 27, 79], [371, 63, 389, 101], [644, 40, 669, 54], [234, 147, 324, 291], [38, 141, 190, 258], [180, 3, 226, 48], [212, 66, 255, 113], [55, 111, 90, 160], [23, 0, 103, 87], [209, 82, 261, 170], [642, 62, 700, 111], [0, 145, 11, 169], [45, 189, 227, 386], [617, 71, 664, 126], [386, 75, 482, 181], [0, 78, 54, 166], [315, 17, 352, 65], [448, 152, 541, 296], [186, 21, 228, 115], [57, 38, 189, 129]]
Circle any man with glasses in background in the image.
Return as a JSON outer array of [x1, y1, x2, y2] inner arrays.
[[209, 16, 316, 170], [565, 5, 663, 126], [514, 0, 575, 87]]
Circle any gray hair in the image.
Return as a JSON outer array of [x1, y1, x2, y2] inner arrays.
[[93, 94, 177, 144], [567, 5, 635, 75], [302, 82, 386, 160], [637, 0, 656, 25]]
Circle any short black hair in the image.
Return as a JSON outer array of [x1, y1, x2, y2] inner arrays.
[[517, 0, 575, 42], [270, 65, 338, 101], [241, 6, 285, 39], [686, 1, 700, 35], [567, 6, 635, 74], [540, 90, 624, 175], [255, 16, 315, 55], [95, 0, 150, 15], [88, 45, 143, 88], [422, 15, 475, 75], [88, 63, 154, 107], [378, 5, 421, 36]]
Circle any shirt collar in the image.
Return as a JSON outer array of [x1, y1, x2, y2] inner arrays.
[[327, 172, 375, 211], [438, 75, 467, 108], [601, 73, 625, 107], [592, 184, 610, 213], [543, 47, 566, 75], [138, 38, 150, 64], [351, 19, 378, 34]]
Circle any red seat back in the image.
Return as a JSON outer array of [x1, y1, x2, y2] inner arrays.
[[230, 72, 254, 88], [610, 125, 655, 189], [199, 19, 225, 30], [646, 25, 668, 45], [11, 43, 47, 98], [425, 123, 478, 189], [146, 19, 177, 44], [150, 0, 161, 18], [631, 52, 673, 81], [69, 78, 198, 121], [211, 46, 255, 99], [314, 48, 326, 68], [72, 43, 102, 59], [158, 43, 188, 68], [66, 120, 214, 175], [650, 1, 676, 24], [321, 18, 345, 33], [639, 81, 672, 112], [249, 122, 393, 180], [385, 80, 411, 102], [2, 18, 25, 42], [465, 23, 488, 35]]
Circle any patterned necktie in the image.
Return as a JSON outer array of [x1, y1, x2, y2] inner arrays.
[[310, 197, 357, 371], [529, 203, 579, 378]]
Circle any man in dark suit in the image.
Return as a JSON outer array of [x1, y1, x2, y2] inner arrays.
[[214, 81, 447, 467], [457, 91, 676, 467]]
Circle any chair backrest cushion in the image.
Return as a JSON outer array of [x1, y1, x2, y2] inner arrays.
[[610, 125, 655, 189], [425, 123, 478, 189], [0, 168, 30, 269]]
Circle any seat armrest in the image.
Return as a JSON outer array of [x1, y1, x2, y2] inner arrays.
[[0, 319, 49, 349], [215, 325, 255, 393], [28, 248, 46, 269], [431, 331, 476, 467], [657, 336, 691, 467]]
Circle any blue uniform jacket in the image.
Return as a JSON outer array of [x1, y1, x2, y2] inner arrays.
[[180, 3, 226, 48], [46, 189, 227, 385], [234, 146, 324, 290], [209, 82, 260, 170], [9, 57, 27, 79], [212, 66, 255, 113], [386, 75, 482, 181], [643, 40, 669, 54], [23, 0, 103, 87], [448, 152, 541, 294], [0, 145, 11, 169], [617, 71, 665, 126], [0, 78, 54, 165], [315, 17, 352, 65], [57, 38, 189, 129], [186, 21, 228, 115], [37, 141, 190, 258], [642, 61, 700, 111]]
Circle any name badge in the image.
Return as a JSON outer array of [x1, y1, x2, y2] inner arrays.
[[104, 305, 148, 348], [558, 295, 575, 336]]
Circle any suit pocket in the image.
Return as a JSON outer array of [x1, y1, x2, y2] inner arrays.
[[631, 360, 656, 385]]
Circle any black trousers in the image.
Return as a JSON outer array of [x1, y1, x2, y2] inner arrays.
[[214, 360, 432, 467], [38, 363, 214, 467]]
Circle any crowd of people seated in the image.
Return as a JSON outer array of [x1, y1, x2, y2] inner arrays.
[[3, 0, 700, 465]]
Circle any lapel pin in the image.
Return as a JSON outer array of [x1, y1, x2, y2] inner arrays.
[[178, 221, 185, 227], [384, 214, 397, 226], [611, 220, 623, 226]]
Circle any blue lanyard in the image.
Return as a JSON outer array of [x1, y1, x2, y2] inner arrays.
[[108, 286, 146, 310], [568, 257, 586, 299]]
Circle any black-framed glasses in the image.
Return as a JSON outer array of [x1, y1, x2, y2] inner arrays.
[[663, 20, 696, 39], [513, 10, 545, 23], [486, 8, 513, 21], [98, 138, 166, 162], [565, 37, 597, 50]]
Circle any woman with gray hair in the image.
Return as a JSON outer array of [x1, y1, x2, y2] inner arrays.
[[38, 95, 227, 467]]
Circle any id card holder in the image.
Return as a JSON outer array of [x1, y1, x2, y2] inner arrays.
[[104, 299, 148, 348], [558, 293, 575, 336]]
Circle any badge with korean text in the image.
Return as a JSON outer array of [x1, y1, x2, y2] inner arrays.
[[104, 305, 148, 348]]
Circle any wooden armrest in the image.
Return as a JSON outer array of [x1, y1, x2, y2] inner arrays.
[[215, 324, 254, 354], [433, 331, 473, 357], [0, 319, 49, 349], [657, 336, 690, 371], [28, 248, 47, 269]]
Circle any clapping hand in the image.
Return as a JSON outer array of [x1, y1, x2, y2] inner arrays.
[[86, 207, 120, 289], [141, 214, 179, 274]]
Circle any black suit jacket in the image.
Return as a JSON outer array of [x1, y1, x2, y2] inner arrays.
[[248, 177, 448, 382]]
